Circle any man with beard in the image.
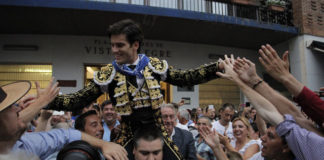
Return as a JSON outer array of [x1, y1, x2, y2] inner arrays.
[[101, 100, 120, 142]]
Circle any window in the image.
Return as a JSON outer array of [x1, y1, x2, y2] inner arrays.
[[0, 64, 52, 95], [199, 78, 240, 111]]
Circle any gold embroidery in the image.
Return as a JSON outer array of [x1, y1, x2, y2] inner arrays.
[[94, 64, 115, 85], [148, 57, 168, 74], [114, 72, 132, 115], [63, 98, 70, 107]]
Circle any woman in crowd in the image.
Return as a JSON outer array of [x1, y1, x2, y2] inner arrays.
[[220, 117, 259, 160]]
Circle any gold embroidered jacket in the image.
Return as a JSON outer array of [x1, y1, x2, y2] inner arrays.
[[47, 57, 220, 115]]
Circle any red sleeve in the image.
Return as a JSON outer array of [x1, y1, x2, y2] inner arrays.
[[293, 86, 324, 126]]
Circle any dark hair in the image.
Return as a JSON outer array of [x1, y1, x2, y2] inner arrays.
[[251, 122, 259, 133], [92, 104, 100, 113], [133, 125, 164, 149], [220, 103, 235, 112], [198, 116, 212, 125], [57, 140, 101, 160], [75, 110, 98, 131], [108, 19, 143, 53], [72, 103, 93, 117], [100, 100, 112, 111], [190, 108, 198, 123]]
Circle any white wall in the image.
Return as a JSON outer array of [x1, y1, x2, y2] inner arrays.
[[0, 35, 114, 93], [1, 34, 272, 109], [159, 40, 261, 109], [289, 34, 324, 91]]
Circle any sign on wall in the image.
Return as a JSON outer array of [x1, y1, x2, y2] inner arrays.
[[84, 39, 172, 58]]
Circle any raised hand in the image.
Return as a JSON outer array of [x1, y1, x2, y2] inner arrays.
[[216, 54, 239, 82], [19, 78, 60, 124], [234, 58, 262, 88], [36, 77, 60, 107], [17, 95, 37, 111], [178, 99, 185, 107], [200, 127, 229, 160], [218, 132, 230, 146], [39, 109, 53, 120], [200, 126, 218, 148], [258, 44, 290, 83]]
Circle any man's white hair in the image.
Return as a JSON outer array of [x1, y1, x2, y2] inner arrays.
[[160, 103, 177, 116], [179, 109, 190, 121]]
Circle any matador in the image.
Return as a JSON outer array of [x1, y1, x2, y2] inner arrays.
[[47, 19, 223, 160]]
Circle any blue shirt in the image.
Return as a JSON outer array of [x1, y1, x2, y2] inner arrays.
[[102, 120, 120, 142], [12, 128, 81, 160]]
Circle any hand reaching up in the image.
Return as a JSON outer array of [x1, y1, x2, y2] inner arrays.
[[17, 95, 37, 112], [234, 58, 262, 88], [39, 109, 53, 120], [200, 126, 230, 160], [19, 78, 60, 124], [258, 44, 290, 83], [35, 77, 60, 107], [216, 54, 240, 83], [200, 126, 219, 148]]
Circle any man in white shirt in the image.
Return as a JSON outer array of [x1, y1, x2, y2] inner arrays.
[[212, 103, 235, 140]]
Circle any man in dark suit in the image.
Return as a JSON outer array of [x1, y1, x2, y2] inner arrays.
[[161, 103, 197, 160]]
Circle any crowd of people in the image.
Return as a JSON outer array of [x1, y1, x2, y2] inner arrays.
[[0, 19, 323, 160]]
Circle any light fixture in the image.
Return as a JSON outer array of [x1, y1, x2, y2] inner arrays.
[[306, 40, 324, 53]]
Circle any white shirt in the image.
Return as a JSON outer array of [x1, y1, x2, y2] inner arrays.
[[249, 151, 264, 160], [230, 139, 259, 155], [127, 56, 145, 89], [176, 122, 189, 131], [212, 120, 234, 140], [171, 128, 175, 141]]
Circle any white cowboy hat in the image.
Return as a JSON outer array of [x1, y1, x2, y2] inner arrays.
[[0, 81, 31, 112]]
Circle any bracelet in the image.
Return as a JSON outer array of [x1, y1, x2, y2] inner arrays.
[[252, 80, 263, 89]]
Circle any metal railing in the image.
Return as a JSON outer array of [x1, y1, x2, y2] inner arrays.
[[90, 0, 292, 26]]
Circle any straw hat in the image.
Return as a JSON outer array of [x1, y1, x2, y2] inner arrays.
[[0, 81, 31, 112]]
